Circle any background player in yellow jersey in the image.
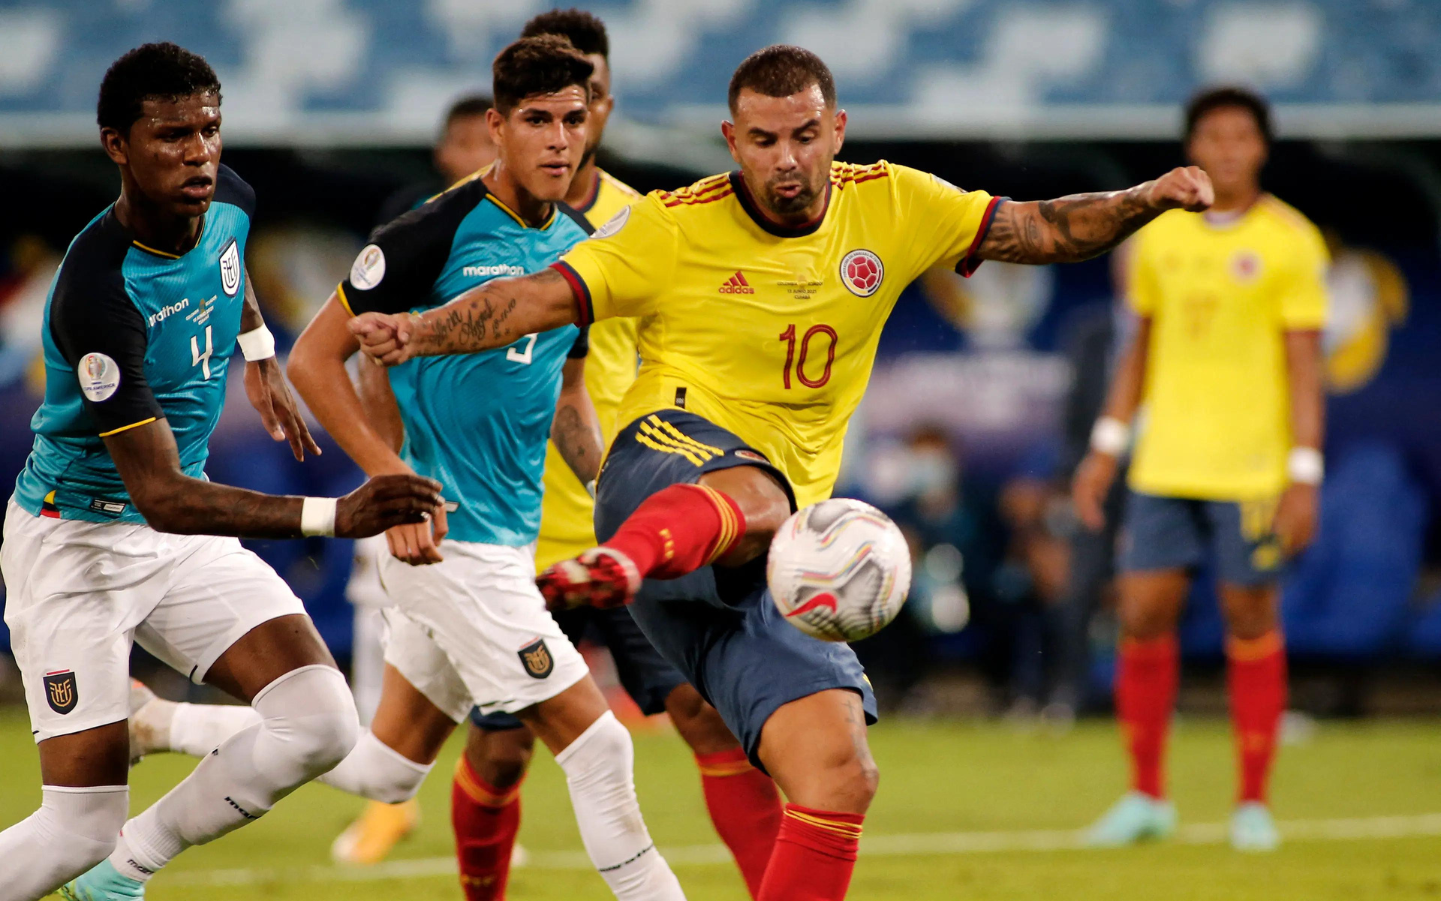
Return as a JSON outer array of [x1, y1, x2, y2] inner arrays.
[[352, 45, 1213, 901], [1072, 87, 1327, 851]]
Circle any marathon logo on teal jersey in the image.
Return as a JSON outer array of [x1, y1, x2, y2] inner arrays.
[[462, 264, 525, 278], [148, 298, 190, 327]]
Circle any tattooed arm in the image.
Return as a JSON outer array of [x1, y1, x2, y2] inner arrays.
[[977, 167, 1213, 264], [551, 357, 603, 486], [350, 268, 579, 366]]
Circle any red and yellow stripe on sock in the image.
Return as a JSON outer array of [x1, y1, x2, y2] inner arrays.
[[453, 758, 522, 809]]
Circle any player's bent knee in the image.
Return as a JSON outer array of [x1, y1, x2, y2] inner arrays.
[[254, 664, 361, 782], [467, 726, 536, 789], [665, 686, 739, 755]]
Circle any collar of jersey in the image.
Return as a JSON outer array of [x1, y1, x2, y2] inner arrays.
[[729, 171, 831, 238], [485, 192, 558, 230], [120, 207, 207, 259], [574, 169, 602, 215], [1200, 193, 1268, 231]]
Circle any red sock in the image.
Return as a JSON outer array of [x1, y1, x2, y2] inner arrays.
[[757, 804, 864, 901], [696, 748, 783, 899], [452, 756, 523, 901], [1227, 630, 1288, 804], [1116, 634, 1179, 800], [604, 484, 745, 579]]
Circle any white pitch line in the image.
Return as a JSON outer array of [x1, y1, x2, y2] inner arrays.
[[167, 813, 1441, 887]]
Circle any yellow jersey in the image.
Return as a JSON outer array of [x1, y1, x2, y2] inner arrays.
[[555, 161, 999, 508], [1127, 195, 1329, 500], [535, 169, 643, 568]]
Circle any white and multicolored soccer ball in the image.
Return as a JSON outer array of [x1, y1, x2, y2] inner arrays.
[[767, 498, 912, 642]]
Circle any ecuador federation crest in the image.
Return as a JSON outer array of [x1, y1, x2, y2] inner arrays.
[[517, 639, 553, 679], [219, 238, 241, 297], [44, 670, 77, 715]]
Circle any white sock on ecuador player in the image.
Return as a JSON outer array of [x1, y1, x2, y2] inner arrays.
[[0, 785, 128, 901], [554, 711, 687, 901], [168, 702, 262, 757], [315, 730, 433, 803], [108, 665, 358, 881]]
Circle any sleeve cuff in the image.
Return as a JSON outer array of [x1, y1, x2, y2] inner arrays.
[[98, 416, 158, 438], [956, 196, 1005, 278], [550, 261, 594, 326], [335, 283, 355, 316]]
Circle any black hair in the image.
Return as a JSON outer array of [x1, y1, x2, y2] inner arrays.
[[444, 95, 493, 128], [1184, 85, 1272, 145], [97, 42, 221, 134], [491, 35, 594, 115], [728, 45, 836, 114], [520, 8, 609, 59]]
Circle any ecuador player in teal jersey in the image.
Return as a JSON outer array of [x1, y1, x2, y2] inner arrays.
[[0, 43, 442, 901], [110, 37, 686, 901]]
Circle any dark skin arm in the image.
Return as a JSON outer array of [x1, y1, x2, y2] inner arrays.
[[103, 417, 441, 538], [238, 268, 322, 460], [1273, 330, 1324, 555], [977, 167, 1214, 265], [551, 356, 603, 486], [1071, 317, 1151, 531]]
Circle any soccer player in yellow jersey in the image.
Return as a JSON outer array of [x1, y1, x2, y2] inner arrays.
[[353, 45, 1213, 900], [1072, 87, 1327, 852], [450, 11, 777, 900]]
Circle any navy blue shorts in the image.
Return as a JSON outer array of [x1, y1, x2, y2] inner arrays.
[[591, 409, 878, 768], [470, 603, 686, 731], [1118, 490, 1283, 587]]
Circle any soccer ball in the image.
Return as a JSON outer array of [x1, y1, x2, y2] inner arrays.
[[767, 498, 912, 642]]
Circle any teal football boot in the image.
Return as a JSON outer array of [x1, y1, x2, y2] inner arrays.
[[1230, 802, 1280, 851], [1085, 791, 1178, 847], [59, 859, 146, 901]]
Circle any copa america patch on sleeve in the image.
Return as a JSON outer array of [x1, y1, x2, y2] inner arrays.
[[77, 352, 120, 402], [350, 244, 386, 290], [592, 205, 630, 240]]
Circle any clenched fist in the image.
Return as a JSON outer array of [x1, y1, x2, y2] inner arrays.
[[349, 312, 418, 367], [1141, 166, 1214, 214], [335, 473, 444, 538]]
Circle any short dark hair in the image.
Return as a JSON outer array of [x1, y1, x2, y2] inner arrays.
[[444, 95, 493, 129], [520, 8, 609, 59], [97, 42, 221, 134], [728, 45, 836, 114], [1184, 86, 1272, 145], [491, 35, 594, 115]]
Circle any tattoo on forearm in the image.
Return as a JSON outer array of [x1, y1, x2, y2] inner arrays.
[[552, 403, 602, 483], [981, 188, 1155, 264], [417, 268, 567, 356]]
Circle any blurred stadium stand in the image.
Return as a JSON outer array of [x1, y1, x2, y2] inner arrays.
[[2, 0, 1441, 144]]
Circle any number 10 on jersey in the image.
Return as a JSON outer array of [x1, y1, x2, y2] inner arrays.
[[779, 323, 837, 389]]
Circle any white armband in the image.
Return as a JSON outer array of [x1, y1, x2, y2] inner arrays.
[[237, 326, 276, 362], [1089, 416, 1131, 456], [1287, 447, 1324, 486], [300, 497, 338, 537]]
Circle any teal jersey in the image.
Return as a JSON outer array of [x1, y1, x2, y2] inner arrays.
[[338, 177, 591, 546], [13, 166, 255, 523]]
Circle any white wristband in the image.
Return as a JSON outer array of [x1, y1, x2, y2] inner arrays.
[[1287, 447, 1324, 485], [300, 497, 338, 537], [237, 326, 276, 362], [1090, 416, 1131, 456]]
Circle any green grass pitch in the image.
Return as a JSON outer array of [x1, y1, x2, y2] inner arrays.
[[3, 708, 1440, 900]]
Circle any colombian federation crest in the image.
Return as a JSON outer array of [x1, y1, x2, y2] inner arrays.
[[219, 238, 241, 297], [44, 670, 77, 715], [517, 638, 554, 679], [840, 249, 884, 297]]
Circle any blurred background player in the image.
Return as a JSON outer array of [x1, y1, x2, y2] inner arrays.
[[128, 35, 688, 901], [1073, 86, 1328, 851], [0, 42, 442, 901], [351, 44, 1215, 901], [331, 91, 501, 867]]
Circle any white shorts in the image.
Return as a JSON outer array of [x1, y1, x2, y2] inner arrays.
[[1, 499, 306, 742], [377, 539, 588, 721]]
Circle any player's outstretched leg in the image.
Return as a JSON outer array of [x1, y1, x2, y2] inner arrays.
[[751, 690, 876, 901], [1087, 571, 1187, 847], [1219, 583, 1286, 852], [540, 464, 787, 610], [668, 685, 782, 899], [452, 720, 534, 901], [68, 616, 359, 899]]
